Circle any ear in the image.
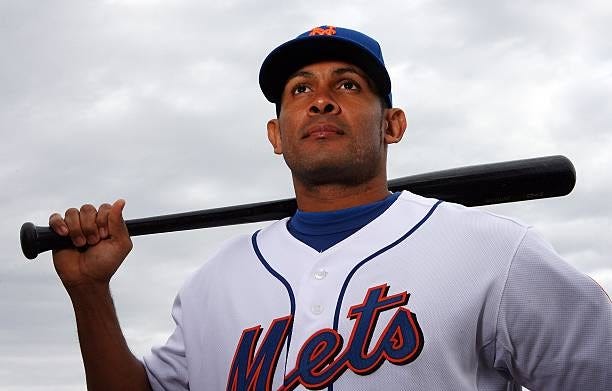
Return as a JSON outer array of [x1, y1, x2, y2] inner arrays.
[[383, 108, 407, 145], [267, 119, 283, 155]]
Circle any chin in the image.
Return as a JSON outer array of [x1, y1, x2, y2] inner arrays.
[[292, 161, 380, 188]]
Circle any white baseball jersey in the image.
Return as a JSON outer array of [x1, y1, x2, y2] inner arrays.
[[143, 191, 612, 390]]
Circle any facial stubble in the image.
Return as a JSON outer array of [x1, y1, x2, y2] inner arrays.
[[281, 115, 387, 188]]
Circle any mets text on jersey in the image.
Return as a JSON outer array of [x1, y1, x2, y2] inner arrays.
[[227, 284, 424, 390]]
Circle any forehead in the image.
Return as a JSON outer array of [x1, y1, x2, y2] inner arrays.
[[286, 60, 370, 81]]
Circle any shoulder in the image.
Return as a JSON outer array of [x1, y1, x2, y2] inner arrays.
[[396, 190, 531, 240], [177, 231, 258, 296], [504, 227, 606, 301], [177, 219, 292, 297]]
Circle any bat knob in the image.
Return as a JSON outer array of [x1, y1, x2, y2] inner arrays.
[[20, 222, 40, 260]]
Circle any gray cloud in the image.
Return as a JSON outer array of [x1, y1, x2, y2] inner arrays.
[[1, 1, 610, 389]]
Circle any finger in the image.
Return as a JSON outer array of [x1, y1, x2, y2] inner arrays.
[[108, 199, 132, 250], [49, 213, 69, 236], [97, 203, 112, 239], [64, 208, 86, 247], [80, 204, 100, 245]]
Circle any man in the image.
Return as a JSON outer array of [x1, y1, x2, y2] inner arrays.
[[50, 26, 611, 390]]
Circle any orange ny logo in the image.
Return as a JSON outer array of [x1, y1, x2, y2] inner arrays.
[[309, 25, 336, 36]]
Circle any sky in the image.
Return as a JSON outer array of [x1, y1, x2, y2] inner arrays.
[[1, 0, 611, 389]]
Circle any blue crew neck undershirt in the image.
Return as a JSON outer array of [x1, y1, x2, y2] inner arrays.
[[287, 192, 401, 252]]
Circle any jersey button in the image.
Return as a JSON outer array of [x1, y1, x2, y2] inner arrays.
[[311, 304, 324, 315], [313, 269, 328, 280]]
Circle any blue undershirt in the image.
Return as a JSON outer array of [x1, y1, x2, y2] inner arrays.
[[287, 192, 401, 252]]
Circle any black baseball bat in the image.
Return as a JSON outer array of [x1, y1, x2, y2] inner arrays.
[[20, 155, 575, 260]]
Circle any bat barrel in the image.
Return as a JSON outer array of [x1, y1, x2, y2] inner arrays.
[[389, 155, 576, 206]]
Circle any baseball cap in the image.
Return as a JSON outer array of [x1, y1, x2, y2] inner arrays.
[[259, 25, 392, 110]]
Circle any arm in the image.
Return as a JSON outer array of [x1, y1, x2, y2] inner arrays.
[[50, 200, 152, 391], [494, 229, 612, 390], [68, 283, 151, 391]]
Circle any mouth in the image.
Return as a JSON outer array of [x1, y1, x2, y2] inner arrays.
[[303, 124, 345, 139]]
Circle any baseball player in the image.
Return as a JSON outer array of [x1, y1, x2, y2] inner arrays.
[[49, 26, 612, 390]]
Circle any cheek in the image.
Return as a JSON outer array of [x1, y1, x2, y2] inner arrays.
[[275, 123, 297, 154], [277, 114, 302, 142], [354, 109, 385, 140]]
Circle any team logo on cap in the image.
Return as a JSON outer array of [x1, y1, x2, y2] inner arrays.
[[309, 25, 336, 36]]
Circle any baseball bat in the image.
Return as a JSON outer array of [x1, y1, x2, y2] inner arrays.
[[20, 155, 575, 260]]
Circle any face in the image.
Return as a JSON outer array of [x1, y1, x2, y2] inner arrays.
[[267, 61, 406, 188]]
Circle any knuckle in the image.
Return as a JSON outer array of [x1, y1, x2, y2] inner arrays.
[[96, 205, 111, 224], [67, 223, 81, 235], [65, 207, 79, 217], [48, 213, 68, 235], [81, 223, 98, 236], [80, 204, 97, 214], [49, 212, 62, 224]]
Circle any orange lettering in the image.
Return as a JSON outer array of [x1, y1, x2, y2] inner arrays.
[[309, 26, 336, 36]]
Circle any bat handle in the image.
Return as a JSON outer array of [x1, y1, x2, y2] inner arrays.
[[19, 198, 296, 259], [20, 222, 73, 260]]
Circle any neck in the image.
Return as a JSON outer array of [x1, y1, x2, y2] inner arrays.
[[292, 175, 390, 212]]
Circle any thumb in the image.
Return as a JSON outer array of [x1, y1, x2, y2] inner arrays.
[[108, 199, 130, 240]]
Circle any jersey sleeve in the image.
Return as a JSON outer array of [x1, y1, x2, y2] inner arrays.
[[493, 228, 612, 390], [143, 293, 189, 391]]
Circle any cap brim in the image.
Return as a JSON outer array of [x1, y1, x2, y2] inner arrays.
[[259, 35, 391, 105]]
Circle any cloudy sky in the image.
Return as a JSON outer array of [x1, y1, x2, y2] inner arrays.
[[1, 0, 610, 389]]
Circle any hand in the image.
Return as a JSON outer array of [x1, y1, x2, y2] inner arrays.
[[49, 199, 133, 290]]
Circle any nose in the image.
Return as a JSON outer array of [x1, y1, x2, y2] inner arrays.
[[309, 96, 339, 115]]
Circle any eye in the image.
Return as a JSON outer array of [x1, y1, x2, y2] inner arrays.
[[292, 84, 311, 95], [339, 80, 359, 91]]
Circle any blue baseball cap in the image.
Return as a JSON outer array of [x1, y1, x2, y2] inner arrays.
[[259, 26, 392, 110]]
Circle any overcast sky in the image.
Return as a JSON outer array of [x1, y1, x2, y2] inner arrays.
[[1, 1, 611, 389]]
